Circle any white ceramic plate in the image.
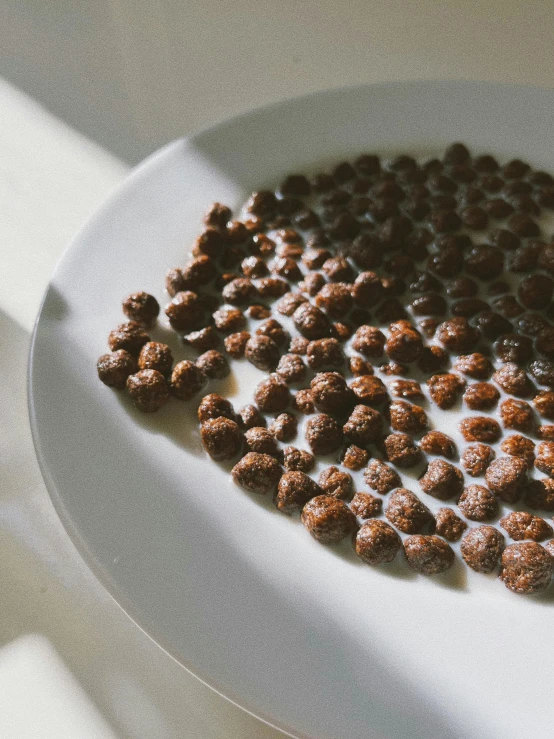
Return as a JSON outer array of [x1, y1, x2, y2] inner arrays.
[[30, 82, 554, 739]]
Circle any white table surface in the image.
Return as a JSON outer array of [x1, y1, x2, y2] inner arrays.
[[1, 2, 554, 736]]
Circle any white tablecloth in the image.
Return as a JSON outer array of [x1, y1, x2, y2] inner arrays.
[[0, 80, 281, 739]]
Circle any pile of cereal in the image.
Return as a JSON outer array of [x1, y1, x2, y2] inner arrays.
[[98, 144, 554, 595]]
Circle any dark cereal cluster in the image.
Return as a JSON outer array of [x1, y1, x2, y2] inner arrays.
[[99, 146, 554, 594]]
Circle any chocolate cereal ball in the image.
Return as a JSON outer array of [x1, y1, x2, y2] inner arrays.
[[363, 459, 401, 495], [535, 441, 554, 476], [294, 389, 315, 414], [518, 274, 554, 310], [525, 478, 554, 511], [276, 353, 307, 383], [500, 398, 534, 432], [341, 445, 370, 471], [293, 303, 331, 340], [419, 431, 456, 459], [350, 375, 388, 406], [306, 339, 344, 370], [244, 427, 279, 456], [419, 459, 464, 501], [494, 333, 533, 364], [254, 375, 291, 413], [343, 405, 383, 446], [231, 452, 282, 494], [198, 393, 235, 423], [534, 390, 554, 419], [351, 325, 386, 358], [385, 329, 423, 364], [171, 360, 207, 401], [196, 350, 230, 379], [404, 535, 455, 575], [460, 417, 501, 443], [493, 363, 533, 397], [125, 369, 169, 412], [306, 414, 343, 455], [461, 443, 495, 477], [500, 542, 553, 594], [389, 400, 428, 434], [224, 331, 250, 358], [463, 382, 500, 411], [245, 335, 280, 371], [136, 342, 173, 376], [108, 321, 150, 355], [461, 526, 505, 573], [350, 492, 383, 519], [315, 282, 353, 318], [427, 374, 465, 410], [311, 372, 353, 415], [122, 291, 160, 327], [500, 511, 553, 542], [97, 350, 137, 389], [454, 353, 494, 379], [485, 456, 528, 503], [458, 485, 499, 521], [530, 358, 554, 387], [354, 520, 401, 564], [184, 326, 220, 352], [237, 404, 265, 430], [385, 488, 433, 534], [301, 495, 357, 544], [282, 446, 315, 473], [434, 508, 467, 542], [270, 413, 298, 442], [275, 471, 321, 514], [436, 317, 479, 353], [383, 433, 421, 468], [200, 417, 242, 460], [165, 291, 204, 332], [318, 466, 353, 500], [500, 434, 535, 467]]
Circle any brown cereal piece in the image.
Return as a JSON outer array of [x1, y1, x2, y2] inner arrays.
[[380, 362, 408, 376], [244, 427, 280, 456], [137, 342, 173, 376], [254, 375, 290, 413], [500, 511, 553, 542], [182, 255, 218, 286], [293, 303, 331, 340], [350, 375, 388, 406], [534, 390, 554, 419], [418, 318, 440, 338], [256, 277, 290, 298], [383, 433, 422, 468], [256, 318, 288, 347], [311, 372, 353, 415], [351, 326, 386, 358], [306, 414, 343, 455], [200, 417, 242, 460], [419, 459, 464, 501], [315, 283, 353, 318], [195, 350, 230, 379], [535, 441, 554, 477], [417, 345, 449, 373], [224, 331, 250, 358], [428, 244, 464, 278], [494, 332, 533, 364], [430, 209, 462, 233], [375, 298, 407, 324], [184, 326, 220, 353], [354, 520, 401, 564], [460, 417, 501, 443], [389, 379, 423, 400], [222, 277, 258, 305], [446, 277, 478, 298], [244, 335, 280, 371], [546, 540, 554, 557], [97, 350, 137, 389], [451, 298, 489, 318], [434, 508, 467, 542], [485, 456, 528, 503], [461, 443, 495, 477], [458, 484, 499, 521], [500, 542, 553, 594], [193, 229, 228, 258], [351, 272, 384, 308], [436, 317, 480, 353], [341, 445, 370, 471], [270, 413, 298, 442], [294, 389, 315, 415], [518, 312, 550, 337], [331, 322, 352, 342], [348, 356, 373, 377], [410, 294, 447, 316], [306, 338, 344, 370], [279, 174, 311, 197], [198, 393, 235, 424], [493, 363, 533, 397], [388, 400, 428, 434], [427, 373, 465, 410], [237, 404, 265, 429], [302, 247, 332, 270], [500, 398, 534, 432], [384, 329, 423, 364], [108, 321, 150, 355], [461, 526, 505, 573], [299, 272, 325, 297], [404, 535, 454, 575], [246, 190, 277, 217], [363, 459, 401, 495], [476, 311, 513, 341], [231, 452, 281, 494], [385, 488, 433, 533], [517, 274, 554, 310], [537, 326, 554, 359], [165, 268, 187, 297], [465, 245, 504, 280], [226, 220, 249, 244], [275, 353, 307, 384], [275, 471, 321, 515], [272, 256, 302, 282], [204, 202, 232, 230], [282, 447, 315, 473], [301, 495, 357, 544], [322, 256, 354, 282], [410, 271, 442, 294], [538, 425, 554, 440], [420, 431, 456, 459], [318, 466, 353, 500], [169, 360, 207, 401], [275, 292, 307, 317], [460, 205, 488, 230], [289, 336, 309, 355], [463, 382, 500, 411], [525, 478, 554, 511], [500, 435, 535, 468], [507, 213, 540, 238], [343, 405, 383, 446], [213, 307, 246, 333], [122, 291, 160, 327], [165, 291, 205, 332]]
